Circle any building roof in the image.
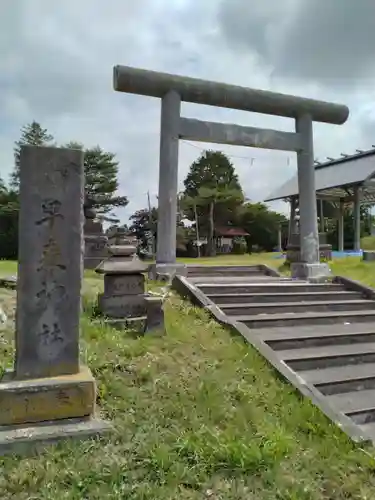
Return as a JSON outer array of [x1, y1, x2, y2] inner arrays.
[[264, 148, 375, 204], [215, 226, 249, 237]]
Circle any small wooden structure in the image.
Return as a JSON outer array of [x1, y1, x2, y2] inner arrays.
[[214, 226, 249, 253]]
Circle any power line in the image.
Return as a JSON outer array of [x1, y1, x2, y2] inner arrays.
[[180, 139, 293, 165], [180, 140, 256, 160]]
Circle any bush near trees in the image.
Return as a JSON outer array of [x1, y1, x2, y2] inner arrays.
[[232, 236, 248, 255], [0, 182, 19, 260]]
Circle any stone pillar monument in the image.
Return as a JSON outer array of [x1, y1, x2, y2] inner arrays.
[[83, 195, 108, 269], [0, 146, 109, 455]]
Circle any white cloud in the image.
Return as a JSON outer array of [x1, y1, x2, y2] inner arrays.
[[1, 0, 374, 223]]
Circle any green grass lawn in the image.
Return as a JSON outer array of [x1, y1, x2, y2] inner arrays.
[[0, 256, 375, 498]]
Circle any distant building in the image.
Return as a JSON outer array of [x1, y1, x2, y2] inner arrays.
[[214, 226, 249, 253], [193, 226, 249, 254]]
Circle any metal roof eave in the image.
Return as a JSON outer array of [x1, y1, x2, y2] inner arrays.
[[265, 171, 375, 203]]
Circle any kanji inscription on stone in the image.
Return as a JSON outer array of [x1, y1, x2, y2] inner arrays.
[[15, 146, 84, 379]]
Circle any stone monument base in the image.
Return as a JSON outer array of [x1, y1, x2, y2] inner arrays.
[[99, 317, 146, 332], [286, 244, 332, 263], [148, 263, 187, 281], [291, 262, 331, 282], [144, 296, 165, 335], [0, 365, 110, 454], [98, 293, 146, 318], [0, 416, 109, 456]]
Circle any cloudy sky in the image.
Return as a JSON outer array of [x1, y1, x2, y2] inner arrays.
[[2, 0, 375, 222]]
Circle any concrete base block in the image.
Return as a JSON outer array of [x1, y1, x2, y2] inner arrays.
[[0, 366, 96, 426], [362, 251, 375, 262], [98, 294, 146, 318], [104, 274, 145, 296], [148, 263, 187, 280], [291, 262, 331, 282], [84, 235, 108, 270], [0, 416, 110, 456], [100, 317, 146, 331], [144, 296, 165, 335]]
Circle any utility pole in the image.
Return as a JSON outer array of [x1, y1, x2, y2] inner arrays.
[[193, 202, 201, 258]]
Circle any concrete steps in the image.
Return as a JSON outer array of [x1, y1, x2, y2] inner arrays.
[[200, 279, 374, 327], [199, 282, 345, 295], [207, 290, 362, 304], [218, 299, 374, 316], [187, 265, 265, 277], [260, 322, 375, 441], [177, 264, 375, 443], [237, 310, 375, 328]]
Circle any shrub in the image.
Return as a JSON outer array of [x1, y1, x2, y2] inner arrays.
[[361, 235, 375, 250], [232, 236, 248, 254], [0, 211, 18, 260]]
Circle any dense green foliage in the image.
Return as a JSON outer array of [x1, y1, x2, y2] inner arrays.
[[65, 142, 128, 215], [11, 121, 55, 191], [182, 151, 244, 255], [129, 150, 290, 256]]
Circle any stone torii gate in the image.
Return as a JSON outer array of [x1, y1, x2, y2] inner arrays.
[[113, 65, 349, 280]]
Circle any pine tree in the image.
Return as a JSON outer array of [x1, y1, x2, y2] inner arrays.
[[182, 150, 244, 255], [11, 121, 55, 190], [65, 142, 128, 215]]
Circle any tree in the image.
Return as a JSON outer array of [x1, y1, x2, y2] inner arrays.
[[182, 150, 244, 255], [11, 121, 55, 190], [65, 142, 128, 215], [183, 186, 244, 255], [239, 202, 287, 252], [129, 207, 158, 250]]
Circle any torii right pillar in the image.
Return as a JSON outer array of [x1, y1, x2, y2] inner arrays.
[[291, 114, 330, 281]]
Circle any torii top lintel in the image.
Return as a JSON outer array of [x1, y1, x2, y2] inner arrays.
[[113, 65, 349, 125]]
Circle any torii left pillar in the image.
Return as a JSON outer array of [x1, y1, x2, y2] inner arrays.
[[154, 91, 186, 278]]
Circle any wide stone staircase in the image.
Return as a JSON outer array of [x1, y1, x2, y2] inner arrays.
[[175, 264, 375, 444]]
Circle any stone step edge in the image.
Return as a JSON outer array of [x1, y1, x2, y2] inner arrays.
[[326, 390, 375, 416], [207, 290, 359, 298], [261, 329, 375, 343], [278, 342, 375, 362], [218, 299, 374, 309], [198, 282, 341, 288], [236, 309, 375, 322]]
